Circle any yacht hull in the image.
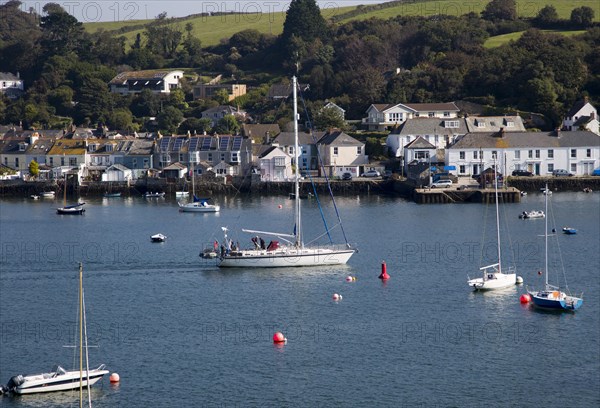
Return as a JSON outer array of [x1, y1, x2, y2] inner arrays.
[[218, 248, 355, 268], [468, 273, 516, 290]]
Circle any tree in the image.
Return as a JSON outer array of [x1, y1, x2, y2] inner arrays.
[[178, 117, 212, 134], [215, 114, 240, 134], [29, 160, 40, 178], [481, 0, 517, 22], [107, 108, 134, 131], [213, 89, 230, 105], [157, 106, 183, 134], [313, 104, 346, 130], [40, 3, 87, 56], [571, 7, 595, 28], [535, 5, 559, 28], [280, 0, 329, 63]]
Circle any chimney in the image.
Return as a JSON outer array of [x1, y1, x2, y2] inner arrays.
[[555, 128, 561, 138], [497, 127, 505, 137]]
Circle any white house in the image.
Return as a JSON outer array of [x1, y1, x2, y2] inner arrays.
[[387, 117, 469, 156], [109, 70, 184, 94], [316, 130, 368, 177], [0, 72, 24, 99], [200, 105, 247, 127], [362, 102, 459, 131], [259, 146, 292, 181], [562, 98, 599, 135], [403, 136, 437, 168], [447, 130, 600, 176], [102, 164, 133, 182]]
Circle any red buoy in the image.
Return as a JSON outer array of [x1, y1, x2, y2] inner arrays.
[[520, 294, 531, 304], [109, 373, 120, 383], [379, 261, 390, 280], [537, 270, 543, 275], [273, 332, 286, 343]]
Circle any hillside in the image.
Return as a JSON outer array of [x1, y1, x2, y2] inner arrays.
[[84, 0, 600, 47]]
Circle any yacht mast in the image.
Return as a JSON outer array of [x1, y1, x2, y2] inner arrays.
[[293, 76, 301, 248], [494, 155, 502, 274]]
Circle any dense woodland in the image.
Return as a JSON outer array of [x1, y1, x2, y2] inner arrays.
[[0, 0, 599, 134]]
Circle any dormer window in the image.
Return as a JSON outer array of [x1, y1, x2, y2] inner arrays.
[[504, 119, 514, 127], [105, 144, 113, 152], [18, 143, 28, 151], [444, 120, 459, 128], [88, 144, 97, 152], [477, 120, 485, 128]]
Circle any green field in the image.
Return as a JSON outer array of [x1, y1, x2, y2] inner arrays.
[[484, 29, 587, 48], [83, 1, 599, 48]]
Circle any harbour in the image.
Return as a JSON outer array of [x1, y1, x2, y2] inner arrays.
[[1, 192, 599, 407]]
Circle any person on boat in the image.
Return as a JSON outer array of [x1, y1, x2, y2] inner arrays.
[[260, 238, 266, 250], [251, 236, 259, 249], [213, 241, 218, 251]]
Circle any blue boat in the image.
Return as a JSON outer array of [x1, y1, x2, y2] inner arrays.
[[562, 227, 577, 235], [527, 185, 583, 311]]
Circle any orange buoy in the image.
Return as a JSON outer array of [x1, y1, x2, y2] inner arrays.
[[379, 261, 390, 280], [273, 332, 286, 343], [519, 294, 531, 304], [109, 373, 120, 383]]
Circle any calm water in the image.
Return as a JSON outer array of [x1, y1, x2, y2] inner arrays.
[[1, 191, 599, 407]]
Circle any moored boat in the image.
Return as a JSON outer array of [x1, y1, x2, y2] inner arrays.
[[151, 233, 167, 242], [519, 210, 545, 219]]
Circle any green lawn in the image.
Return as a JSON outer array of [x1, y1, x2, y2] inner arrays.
[[484, 29, 587, 48], [83, 1, 599, 47]]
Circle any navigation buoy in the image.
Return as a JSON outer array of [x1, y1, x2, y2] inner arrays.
[[379, 261, 390, 280], [273, 332, 286, 344], [345, 276, 354, 282], [332, 293, 342, 301], [537, 270, 543, 276], [516, 276, 523, 284], [109, 373, 120, 383], [520, 294, 531, 304], [278, 204, 282, 209]]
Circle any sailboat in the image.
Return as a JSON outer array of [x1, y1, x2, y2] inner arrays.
[[57, 174, 85, 214], [178, 162, 220, 213], [467, 156, 517, 290], [217, 76, 356, 268], [1, 263, 108, 396], [526, 185, 583, 310]]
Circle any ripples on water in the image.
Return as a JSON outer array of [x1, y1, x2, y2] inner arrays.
[[1, 192, 599, 407]]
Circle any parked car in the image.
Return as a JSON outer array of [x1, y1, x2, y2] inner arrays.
[[512, 170, 533, 177], [361, 170, 381, 178], [592, 168, 600, 176], [341, 172, 352, 180], [552, 169, 573, 177], [430, 179, 453, 188]]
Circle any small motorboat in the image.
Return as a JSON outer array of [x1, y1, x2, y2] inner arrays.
[[144, 192, 165, 198], [41, 191, 56, 198], [519, 210, 545, 219], [30, 195, 40, 200], [583, 187, 592, 193], [151, 233, 167, 242], [520, 191, 527, 196], [562, 227, 577, 235], [103, 192, 121, 198]]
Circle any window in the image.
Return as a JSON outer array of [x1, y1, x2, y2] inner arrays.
[[477, 120, 485, 128], [356, 146, 361, 155], [69, 158, 77, 166], [49, 157, 53, 166], [333, 147, 338, 156], [587, 149, 591, 158], [459, 151, 465, 160], [428, 112, 434, 117], [548, 149, 553, 158], [179, 154, 184, 162], [505, 120, 514, 127], [15, 158, 19, 167], [528, 150, 533, 159], [473, 151, 478, 159], [143, 158, 149, 168], [435, 135, 439, 144], [459, 165, 466, 174], [88, 144, 96, 152], [4, 157, 7, 166], [547, 163, 554, 172], [445, 120, 459, 128], [61, 157, 65, 166], [415, 151, 429, 160], [389, 112, 403, 122], [288, 146, 293, 155], [443, 111, 450, 117], [208, 153, 213, 162], [231, 152, 239, 162], [535, 150, 540, 159], [571, 163, 577, 172], [105, 144, 113, 152], [515, 150, 520, 159], [492, 151, 497, 159], [571, 149, 576, 158], [220, 153, 225, 161], [274, 157, 285, 167]]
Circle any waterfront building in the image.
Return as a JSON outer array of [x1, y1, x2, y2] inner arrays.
[[447, 129, 600, 176]]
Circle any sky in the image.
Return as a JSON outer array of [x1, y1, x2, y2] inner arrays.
[[25, 1, 389, 23]]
